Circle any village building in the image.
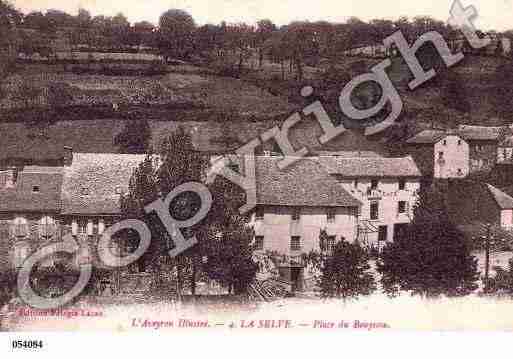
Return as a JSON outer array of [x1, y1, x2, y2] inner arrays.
[[406, 125, 507, 178], [497, 131, 513, 164], [250, 157, 362, 289], [0, 165, 63, 270], [318, 155, 421, 246], [0, 145, 421, 292], [0, 148, 146, 274], [249, 155, 421, 289], [59, 152, 147, 270]]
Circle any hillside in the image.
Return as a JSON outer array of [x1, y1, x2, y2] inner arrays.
[[0, 65, 297, 122]]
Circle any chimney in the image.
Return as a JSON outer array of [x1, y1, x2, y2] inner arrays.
[[63, 146, 73, 166]]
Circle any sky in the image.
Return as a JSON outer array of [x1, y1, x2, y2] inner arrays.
[[11, 0, 513, 31]]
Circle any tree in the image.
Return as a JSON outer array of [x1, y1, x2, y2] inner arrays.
[[195, 23, 221, 56], [0, 269, 17, 309], [76, 8, 91, 28], [369, 19, 395, 44], [0, 0, 21, 27], [491, 61, 513, 118], [263, 32, 289, 79], [0, 0, 21, 81], [121, 128, 256, 298], [281, 22, 318, 81], [225, 22, 254, 75], [158, 9, 196, 60], [318, 238, 376, 299], [378, 185, 480, 297], [441, 70, 470, 114], [133, 21, 156, 47], [24, 11, 55, 33], [255, 19, 276, 67], [201, 217, 258, 294], [45, 9, 76, 29], [114, 119, 152, 154]]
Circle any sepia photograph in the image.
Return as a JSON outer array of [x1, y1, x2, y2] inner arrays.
[[1, 1, 513, 353]]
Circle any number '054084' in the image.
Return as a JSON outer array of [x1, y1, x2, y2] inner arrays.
[[12, 340, 43, 350]]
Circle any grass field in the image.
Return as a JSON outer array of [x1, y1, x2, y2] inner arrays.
[[0, 67, 296, 121]]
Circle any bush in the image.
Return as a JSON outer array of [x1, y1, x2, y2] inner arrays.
[[0, 269, 17, 308], [487, 259, 513, 296], [318, 241, 376, 299], [378, 186, 480, 297]]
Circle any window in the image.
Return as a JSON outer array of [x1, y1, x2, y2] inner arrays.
[[371, 179, 379, 190], [12, 217, 28, 238], [394, 223, 408, 241], [290, 236, 301, 251], [81, 187, 90, 196], [438, 151, 444, 159], [254, 236, 264, 250], [228, 161, 240, 172], [398, 179, 406, 190], [78, 220, 87, 235], [39, 216, 55, 238], [292, 208, 300, 221], [378, 225, 388, 242], [443, 139, 447, 145], [398, 201, 407, 214], [32, 185, 40, 193], [326, 236, 336, 252], [115, 186, 123, 195], [354, 179, 359, 188], [370, 201, 379, 220], [327, 208, 335, 223], [255, 207, 264, 220], [458, 139, 462, 146], [321, 235, 336, 252], [457, 168, 463, 176]]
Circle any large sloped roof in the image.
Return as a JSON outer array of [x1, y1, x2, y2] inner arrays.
[[407, 126, 506, 145], [0, 166, 63, 212], [319, 155, 421, 178], [255, 157, 361, 207], [61, 153, 146, 215], [406, 130, 447, 144], [457, 125, 505, 141], [487, 184, 513, 209]]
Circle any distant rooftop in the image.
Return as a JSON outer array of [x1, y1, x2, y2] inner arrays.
[[487, 184, 513, 209], [61, 153, 146, 215], [0, 167, 63, 212], [319, 155, 422, 178], [407, 125, 507, 144]]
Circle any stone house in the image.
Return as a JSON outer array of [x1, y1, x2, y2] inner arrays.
[[250, 157, 362, 290], [406, 125, 507, 178], [318, 155, 421, 247], [0, 150, 146, 274], [0, 166, 63, 271], [249, 155, 421, 289], [59, 152, 147, 271]]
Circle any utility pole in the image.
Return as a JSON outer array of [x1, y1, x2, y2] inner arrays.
[[484, 224, 491, 293]]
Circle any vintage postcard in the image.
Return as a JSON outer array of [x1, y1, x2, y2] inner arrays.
[[1, 0, 513, 354]]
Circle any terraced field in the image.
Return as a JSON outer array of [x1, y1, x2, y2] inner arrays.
[[0, 68, 296, 122]]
